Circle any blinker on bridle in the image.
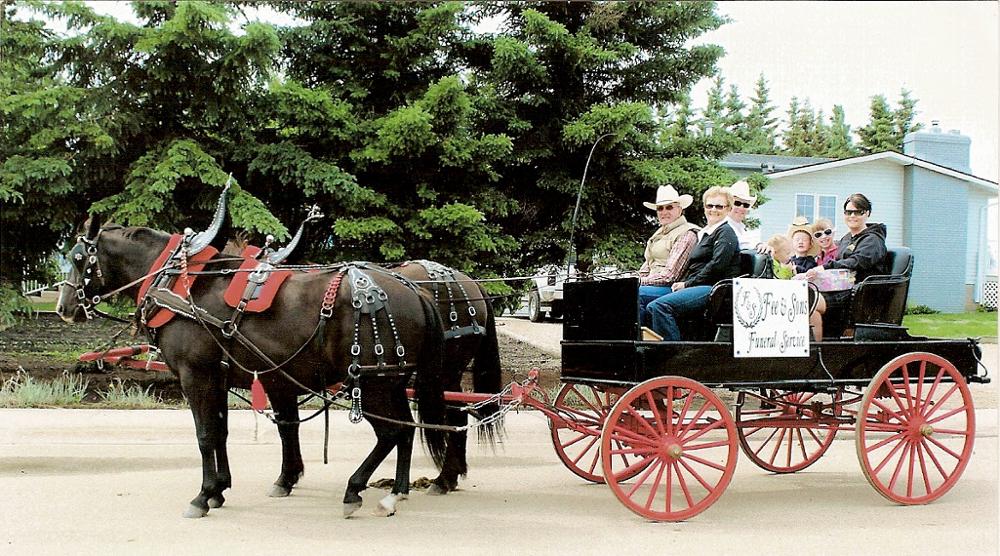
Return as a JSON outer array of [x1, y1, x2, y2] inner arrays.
[[68, 232, 105, 320]]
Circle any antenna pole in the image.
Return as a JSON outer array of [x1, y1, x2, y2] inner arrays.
[[568, 132, 615, 271]]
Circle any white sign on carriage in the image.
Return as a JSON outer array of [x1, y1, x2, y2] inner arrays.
[[732, 278, 810, 358]]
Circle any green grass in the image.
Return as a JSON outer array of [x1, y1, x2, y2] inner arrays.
[[902, 311, 998, 340], [0, 371, 89, 407], [97, 379, 165, 409]]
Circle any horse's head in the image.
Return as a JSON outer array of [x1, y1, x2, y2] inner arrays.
[[56, 217, 169, 323]]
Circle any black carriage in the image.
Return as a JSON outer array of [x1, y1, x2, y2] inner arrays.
[[549, 249, 989, 521]]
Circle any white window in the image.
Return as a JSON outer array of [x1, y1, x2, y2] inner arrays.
[[795, 194, 837, 224]]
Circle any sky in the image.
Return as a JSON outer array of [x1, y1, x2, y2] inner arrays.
[[80, 1, 999, 182], [690, 1, 999, 182]]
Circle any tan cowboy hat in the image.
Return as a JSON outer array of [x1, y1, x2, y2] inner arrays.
[[787, 216, 820, 257], [727, 180, 757, 206], [643, 185, 693, 210]]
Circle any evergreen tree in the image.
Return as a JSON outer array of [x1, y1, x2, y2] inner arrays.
[[665, 92, 695, 139], [722, 84, 745, 134], [472, 1, 730, 270], [893, 88, 924, 145], [825, 104, 856, 158], [809, 107, 829, 156], [699, 75, 726, 135], [741, 73, 778, 154], [2, 3, 281, 286], [857, 94, 898, 153]]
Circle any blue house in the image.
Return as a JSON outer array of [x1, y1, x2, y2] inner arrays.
[[720, 125, 998, 312]]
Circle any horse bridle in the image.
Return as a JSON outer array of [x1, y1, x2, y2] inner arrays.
[[66, 231, 107, 320]]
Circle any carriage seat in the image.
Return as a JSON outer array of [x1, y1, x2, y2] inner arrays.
[[847, 246, 912, 327], [701, 250, 771, 328]]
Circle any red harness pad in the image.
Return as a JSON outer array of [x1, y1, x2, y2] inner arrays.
[[139, 235, 220, 329], [222, 246, 293, 313]]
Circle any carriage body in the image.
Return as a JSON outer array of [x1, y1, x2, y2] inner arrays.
[[550, 276, 989, 521], [559, 277, 985, 389]]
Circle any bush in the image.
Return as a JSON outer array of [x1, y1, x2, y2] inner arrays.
[[906, 304, 940, 315], [0, 284, 34, 331]]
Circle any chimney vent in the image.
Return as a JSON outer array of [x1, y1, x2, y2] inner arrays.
[[931, 120, 941, 133]]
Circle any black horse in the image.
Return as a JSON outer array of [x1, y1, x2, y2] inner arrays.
[[264, 260, 506, 499], [57, 217, 449, 519]]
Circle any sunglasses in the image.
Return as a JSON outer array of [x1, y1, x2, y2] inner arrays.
[[704, 204, 728, 210], [844, 209, 867, 216], [813, 228, 834, 238], [733, 200, 752, 209]]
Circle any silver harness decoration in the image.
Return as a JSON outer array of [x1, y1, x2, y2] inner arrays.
[[413, 260, 484, 340], [347, 266, 407, 423]]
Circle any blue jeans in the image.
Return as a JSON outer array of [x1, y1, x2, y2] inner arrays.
[[638, 285, 673, 328], [645, 285, 713, 341]]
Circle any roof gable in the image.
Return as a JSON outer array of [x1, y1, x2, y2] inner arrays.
[[766, 151, 997, 192]]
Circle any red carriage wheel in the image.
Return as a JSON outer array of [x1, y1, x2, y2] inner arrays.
[[856, 352, 975, 505], [736, 388, 842, 473], [549, 383, 647, 483], [600, 376, 738, 521]]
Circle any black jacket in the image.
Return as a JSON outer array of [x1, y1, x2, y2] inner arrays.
[[827, 223, 889, 282], [791, 255, 817, 273], [683, 222, 741, 287]]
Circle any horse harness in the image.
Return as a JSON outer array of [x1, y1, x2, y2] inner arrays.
[[138, 246, 420, 423], [403, 260, 485, 340]]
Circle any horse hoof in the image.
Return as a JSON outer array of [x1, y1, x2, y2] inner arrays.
[[207, 495, 225, 508], [426, 483, 448, 496], [343, 501, 362, 518], [372, 502, 396, 517], [268, 484, 292, 498], [183, 505, 208, 519]]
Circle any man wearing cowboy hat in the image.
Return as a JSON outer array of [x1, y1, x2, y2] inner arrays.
[[637, 185, 701, 332], [725, 179, 757, 250]]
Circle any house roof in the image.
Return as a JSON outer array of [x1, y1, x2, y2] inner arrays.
[[719, 153, 834, 172], [766, 151, 998, 193]]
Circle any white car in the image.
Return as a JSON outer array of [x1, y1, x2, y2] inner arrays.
[[526, 264, 569, 322], [525, 264, 623, 322]]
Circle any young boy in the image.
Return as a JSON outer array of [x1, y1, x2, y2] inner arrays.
[[787, 217, 819, 273]]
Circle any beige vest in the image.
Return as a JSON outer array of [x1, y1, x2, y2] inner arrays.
[[644, 216, 699, 274]]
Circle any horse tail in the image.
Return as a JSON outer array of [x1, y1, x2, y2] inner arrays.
[[471, 284, 505, 446], [414, 290, 448, 470]]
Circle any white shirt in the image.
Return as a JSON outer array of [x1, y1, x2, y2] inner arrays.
[[725, 216, 753, 250], [698, 219, 728, 242]]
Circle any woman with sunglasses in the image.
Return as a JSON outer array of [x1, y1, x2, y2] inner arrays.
[[806, 193, 888, 283], [642, 186, 741, 340], [805, 193, 889, 335], [811, 218, 839, 266]]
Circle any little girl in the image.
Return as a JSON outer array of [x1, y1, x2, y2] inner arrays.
[[766, 235, 796, 279]]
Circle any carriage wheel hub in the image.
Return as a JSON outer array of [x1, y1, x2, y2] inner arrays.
[[919, 424, 934, 437], [663, 443, 683, 459]]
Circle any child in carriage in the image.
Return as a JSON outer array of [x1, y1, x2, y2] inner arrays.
[[765, 228, 826, 341]]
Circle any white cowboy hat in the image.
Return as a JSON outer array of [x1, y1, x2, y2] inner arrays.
[[643, 185, 693, 211], [727, 180, 757, 206]]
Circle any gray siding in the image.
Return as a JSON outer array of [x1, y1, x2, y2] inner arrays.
[[757, 160, 905, 245], [904, 167, 969, 312]]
